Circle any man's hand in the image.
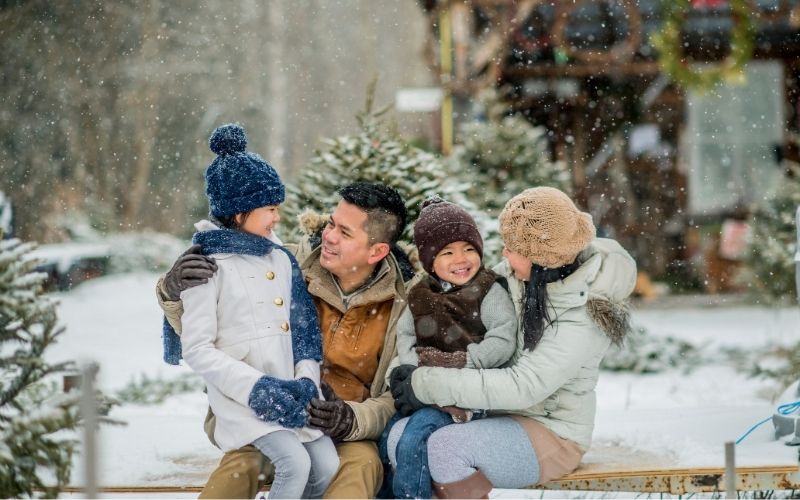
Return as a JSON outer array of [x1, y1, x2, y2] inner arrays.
[[307, 384, 354, 441], [163, 244, 218, 300], [390, 366, 425, 417], [416, 346, 467, 368]]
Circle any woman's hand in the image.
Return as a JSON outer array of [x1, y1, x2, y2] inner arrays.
[[390, 365, 426, 417], [389, 364, 416, 392]]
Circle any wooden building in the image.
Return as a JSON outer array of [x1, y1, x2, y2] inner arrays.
[[417, 0, 800, 293]]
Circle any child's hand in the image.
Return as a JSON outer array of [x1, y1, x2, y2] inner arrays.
[[440, 406, 473, 423], [290, 377, 319, 407], [416, 346, 467, 368], [247, 376, 308, 428]]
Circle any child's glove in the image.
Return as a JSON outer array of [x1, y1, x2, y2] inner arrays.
[[248, 376, 308, 428], [416, 346, 467, 368]]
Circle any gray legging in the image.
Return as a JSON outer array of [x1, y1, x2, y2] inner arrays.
[[252, 430, 339, 499], [426, 416, 541, 488]]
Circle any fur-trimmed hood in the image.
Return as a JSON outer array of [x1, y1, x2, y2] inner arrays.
[[552, 238, 636, 344], [573, 238, 637, 345]]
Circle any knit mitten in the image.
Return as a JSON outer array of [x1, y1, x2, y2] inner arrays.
[[248, 376, 307, 428], [292, 377, 319, 407]]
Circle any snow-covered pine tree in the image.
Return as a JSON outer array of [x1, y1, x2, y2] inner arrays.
[[745, 164, 800, 303], [452, 91, 572, 213], [282, 81, 502, 261], [0, 235, 81, 498]]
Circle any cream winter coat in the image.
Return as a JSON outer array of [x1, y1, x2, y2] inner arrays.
[[411, 238, 636, 452], [180, 223, 323, 452]]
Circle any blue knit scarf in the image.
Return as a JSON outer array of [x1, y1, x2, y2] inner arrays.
[[162, 228, 322, 366]]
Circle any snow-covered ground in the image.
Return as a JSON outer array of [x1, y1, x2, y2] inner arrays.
[[47, 272, 800, 497]]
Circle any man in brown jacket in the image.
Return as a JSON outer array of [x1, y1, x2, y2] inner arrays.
[[157, 182, 414, 498]]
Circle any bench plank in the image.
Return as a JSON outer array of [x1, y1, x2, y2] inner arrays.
[[540, 465, 800, 494]]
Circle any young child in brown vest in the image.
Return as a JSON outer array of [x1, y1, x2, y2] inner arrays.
[[383, 196, 517, 499]]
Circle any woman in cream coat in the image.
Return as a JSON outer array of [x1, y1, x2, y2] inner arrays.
[[390, 187, 637, 498]]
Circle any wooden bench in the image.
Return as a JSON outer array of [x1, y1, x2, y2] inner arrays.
[[61, 464, 800, 496], [540, 463, 800, 494]]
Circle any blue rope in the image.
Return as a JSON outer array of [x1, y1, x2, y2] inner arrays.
[[735, 400, 800, 445]]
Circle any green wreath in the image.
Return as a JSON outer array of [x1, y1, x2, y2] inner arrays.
[[651, 0, 756, 91]]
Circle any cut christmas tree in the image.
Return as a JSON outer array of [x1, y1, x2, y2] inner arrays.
[[281, 81, 502, 260], [0, 235, 81, 498], [744, 164, 800, 303], [451, 90, 572, 214]]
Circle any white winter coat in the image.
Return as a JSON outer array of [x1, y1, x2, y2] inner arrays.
[[180, 224, 323, 452]]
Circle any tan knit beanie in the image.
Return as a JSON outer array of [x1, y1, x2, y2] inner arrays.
[[499, 187, 596, 268]]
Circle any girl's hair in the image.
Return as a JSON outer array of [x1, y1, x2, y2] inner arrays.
[[215, 211, 251, 230], [522, 260, 581, 350]]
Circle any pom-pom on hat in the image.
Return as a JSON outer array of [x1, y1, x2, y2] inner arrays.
[[413, 196, 483, 275], [205, 124, 285, 218], [499, 187, 595, 269]]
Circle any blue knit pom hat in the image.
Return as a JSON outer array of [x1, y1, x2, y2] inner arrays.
[[205, 124, 285, 218]]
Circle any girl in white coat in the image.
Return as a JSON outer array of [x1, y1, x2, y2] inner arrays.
[[170, 124, 338, 499]]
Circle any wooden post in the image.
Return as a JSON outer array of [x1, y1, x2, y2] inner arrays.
[[794, 206, 799, 302], [439, 5, 454, 156], [724, 441, 736, 499], [81, 363, 99, 499], [63, 373, 82, 393]]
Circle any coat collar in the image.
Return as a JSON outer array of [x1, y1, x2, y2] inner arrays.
[[303, 247, 403, 313]]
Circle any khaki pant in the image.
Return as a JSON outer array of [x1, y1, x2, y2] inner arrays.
[[325, 440, 383, 499], [199, 440, 383, 499]]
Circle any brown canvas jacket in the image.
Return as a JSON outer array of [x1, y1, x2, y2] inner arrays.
[[297, 244, 408, 441]]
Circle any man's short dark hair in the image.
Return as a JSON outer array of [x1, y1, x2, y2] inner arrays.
[[337, 182, 407, 244]]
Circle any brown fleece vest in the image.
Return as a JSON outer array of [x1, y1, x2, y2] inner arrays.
[[407, 267, 498, 354]]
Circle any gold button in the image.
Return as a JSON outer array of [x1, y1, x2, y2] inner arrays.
[[266, 271, 275, 280], [274, 297, 284, 306], [281, 322, 289, 332]]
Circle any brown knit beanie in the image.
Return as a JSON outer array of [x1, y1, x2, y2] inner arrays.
[[499, 187, 595, 268], [413, 196, 483, 274]]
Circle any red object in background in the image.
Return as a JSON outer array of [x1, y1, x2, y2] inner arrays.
[[718, 219, 751, 261], [692, 0, 726, 8]]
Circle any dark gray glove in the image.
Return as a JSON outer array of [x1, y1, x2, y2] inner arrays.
[[308, 382, 355, 441], [163, 244, 218, 300], [390, 365, 425, 417]]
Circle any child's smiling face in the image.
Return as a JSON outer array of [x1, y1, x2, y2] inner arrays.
[[432, 241, 481, 285], [237, 204, 281, 238]]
